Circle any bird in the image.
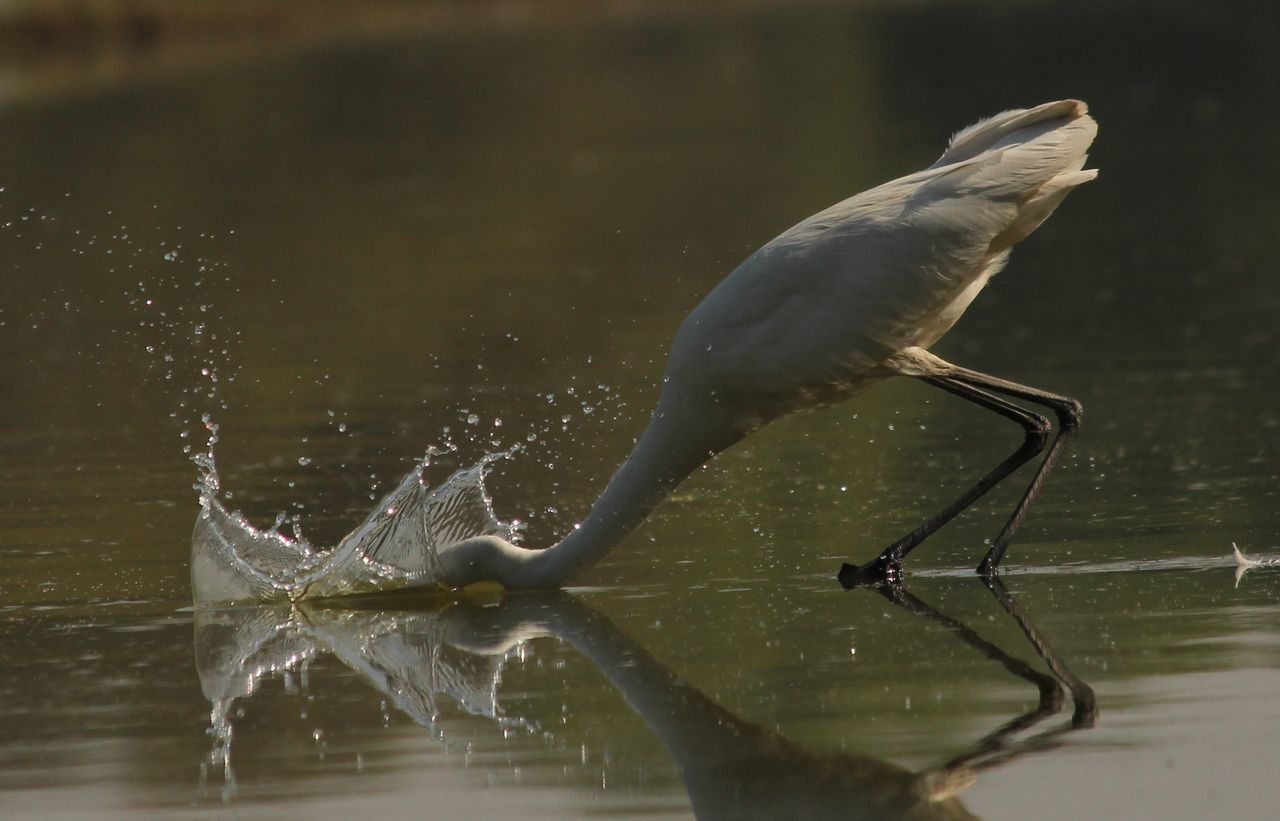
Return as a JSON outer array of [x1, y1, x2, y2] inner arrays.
[[437, 99, 1098, 590]]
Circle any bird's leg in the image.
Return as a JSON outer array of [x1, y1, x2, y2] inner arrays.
[[838, 378, 1049, 588], [944, 367, 1082, 575]]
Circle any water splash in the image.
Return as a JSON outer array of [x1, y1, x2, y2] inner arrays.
[[190, 416, 518, 607]]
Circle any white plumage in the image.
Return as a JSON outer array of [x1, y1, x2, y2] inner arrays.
[[438, 100, 1099, 589]]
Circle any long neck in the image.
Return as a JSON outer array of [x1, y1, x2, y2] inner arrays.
[[529, 395, 744, 585], [439, 392, 751, 589]]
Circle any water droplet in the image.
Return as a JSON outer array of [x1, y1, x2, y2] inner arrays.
[[163, 250, 178, 262], [298, 457, 312, 467], [466, 413, 480, 425]]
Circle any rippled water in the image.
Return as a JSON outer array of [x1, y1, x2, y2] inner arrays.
[[2, 2, 1280, 818]]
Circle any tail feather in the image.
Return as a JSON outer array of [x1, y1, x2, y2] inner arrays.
[[934, 100, 1090, 168], [989, 167, 1098, 251], [918, 100, 1098, 252]]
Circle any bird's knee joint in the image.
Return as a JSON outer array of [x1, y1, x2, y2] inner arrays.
[[1024, 414, 1052, 448], [1058, 398, 1083, 433]]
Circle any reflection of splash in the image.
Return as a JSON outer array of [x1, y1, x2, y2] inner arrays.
[[195, 602, 531, 800], [190, 416, 518, 606], [196, 606, 322, 801]]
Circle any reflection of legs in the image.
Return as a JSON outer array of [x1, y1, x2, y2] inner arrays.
[[943, 578, 1099, 773], [839, 377, 1049, 587], [874, 581, 1065, 758], [983, 576, 1097, 728], [869, 578, 1097, 778]]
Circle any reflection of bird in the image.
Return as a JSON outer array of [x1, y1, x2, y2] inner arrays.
[[197, 585, 1095, 820], [440, 100, 1098, 589], [465, 592, 989, 821]]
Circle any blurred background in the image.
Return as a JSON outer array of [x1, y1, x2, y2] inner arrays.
[[1, 1, 1278, 818]]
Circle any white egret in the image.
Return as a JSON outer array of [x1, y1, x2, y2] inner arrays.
[[438, 99, 1098, 589]]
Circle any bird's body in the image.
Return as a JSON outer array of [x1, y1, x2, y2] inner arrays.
[[438, 100, 1099, 589], [669, 100, 1096, 426]]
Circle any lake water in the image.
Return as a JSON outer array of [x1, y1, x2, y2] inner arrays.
[[2, 2, 1279, 818]]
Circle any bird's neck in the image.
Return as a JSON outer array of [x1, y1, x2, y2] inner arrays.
[[439, 391, 752, 589], [528, 394, 745, 585]]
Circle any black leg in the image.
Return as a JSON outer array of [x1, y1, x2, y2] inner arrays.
[[838, 375, 1051, 588], [946, 368, 1082, 574]]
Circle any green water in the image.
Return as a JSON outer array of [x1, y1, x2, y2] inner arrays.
[[2, 2, 1279, 818]]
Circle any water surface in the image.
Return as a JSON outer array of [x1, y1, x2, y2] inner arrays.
[[2, 2, 1279, 818]]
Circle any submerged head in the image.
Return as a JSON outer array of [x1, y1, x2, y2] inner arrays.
[[437, 534, 552, 590]]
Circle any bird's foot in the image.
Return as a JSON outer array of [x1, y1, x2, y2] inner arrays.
[[837, 554, 904, 590], [975, 556, 1004, 579]]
